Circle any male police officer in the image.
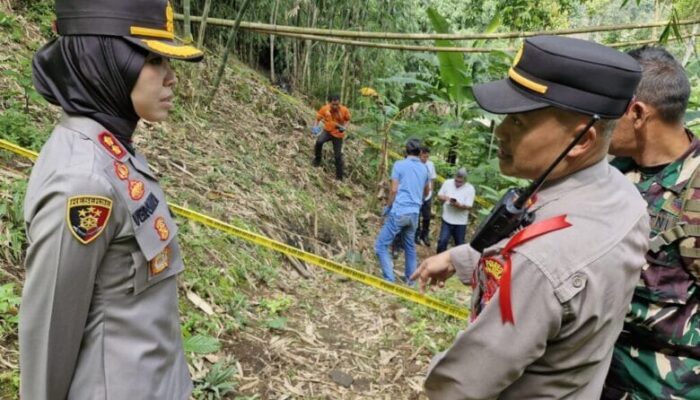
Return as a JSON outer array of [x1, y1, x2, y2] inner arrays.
[[19, 1, 203, 399], [604, 46, 700, 399], [412, 36, 649, 399]]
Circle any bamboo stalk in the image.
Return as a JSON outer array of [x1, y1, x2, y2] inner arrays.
[[176, 13, 700, 41], [182, 0, 192, 43], [245, 28, 698, 53], [246, 28, 507, 53], [270, 0, 280, 83], [206, 0, 252, 106], [196, 0, 212, 49], [608, 32, 696, 48], [682, 24, 699, 66]]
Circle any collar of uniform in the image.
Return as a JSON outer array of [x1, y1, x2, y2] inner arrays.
[[59, 113, 158, 180], [407, 155, 420, 161], [60, 113, 113, 138], [535, 158, 610, 206], [667, 133, 700, 194], [129, 151, 158, 180], [59, 113, 132, 161], [611, 133, 700, 195]]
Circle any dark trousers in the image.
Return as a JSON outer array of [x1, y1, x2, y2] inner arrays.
[[416, 197, 433, 241], [437, 219, 467, 253], [313, 131, 344, 180]]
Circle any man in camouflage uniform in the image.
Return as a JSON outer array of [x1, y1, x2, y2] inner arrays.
[[603, 46, 700, 399]]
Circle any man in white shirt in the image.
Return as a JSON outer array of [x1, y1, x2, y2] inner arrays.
[[416, 146, 438, 246], [436, 168, 475, 253]]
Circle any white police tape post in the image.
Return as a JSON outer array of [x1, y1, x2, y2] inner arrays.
[[0, 138, 469, 321]]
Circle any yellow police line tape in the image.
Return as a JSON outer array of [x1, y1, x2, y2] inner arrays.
[[0, 138, 469, 321], [360, 137, 491, 208]]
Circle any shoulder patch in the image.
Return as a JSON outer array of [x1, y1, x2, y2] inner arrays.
[[66, 196, 113, 244], [98, 131, 127, 159]]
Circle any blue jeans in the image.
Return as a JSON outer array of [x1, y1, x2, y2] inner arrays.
[[437, 219, 467, 253], [375, 213, 419, 283]]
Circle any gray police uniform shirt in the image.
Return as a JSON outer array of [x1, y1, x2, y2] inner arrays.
[[424, 160, 650, 400], [19, 114, 192, 399]]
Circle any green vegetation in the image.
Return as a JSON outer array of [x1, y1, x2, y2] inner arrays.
[[0, 0, 698, 398], [192, 362, 237, 400]]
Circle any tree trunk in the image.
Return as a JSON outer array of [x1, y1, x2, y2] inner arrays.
[[183, 0, 192, 43], [196, 0, 212, 49], [340, 47, 351, 104], [178, 13, 700, 41], [487, 119, 496, 160], [207, 0, 253, 106], [447, 103, 462, 165], [682, 24, 698, 66], [301, 4, 319, 92], [377, 128, 390, 201], [652, 0, 660, 39], [269, 0, 280, 82]]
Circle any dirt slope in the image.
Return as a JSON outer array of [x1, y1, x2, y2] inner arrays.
[[0, 1, 466, 398]]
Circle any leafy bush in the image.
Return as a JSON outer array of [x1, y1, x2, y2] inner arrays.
[[0, 179, 27, 264], [0, 283, 20, 339], [193, 362, 236, 400]]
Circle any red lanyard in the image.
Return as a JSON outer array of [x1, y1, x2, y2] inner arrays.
[[498, 215, 571, 324]]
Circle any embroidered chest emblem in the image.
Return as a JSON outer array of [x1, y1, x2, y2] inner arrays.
[[149, 246, 171, 276], [473, 215, 573, 325], [66, 196, 113, 244], [99, 132, 126, 159], [114, 161, 129, 180], [128, 180, 145, 201], [483, 258, 504, 280], [479, 257, 505, 312], [154, 216, 170, 241]]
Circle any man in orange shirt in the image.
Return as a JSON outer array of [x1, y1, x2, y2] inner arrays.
[[313, 94, 351, 180]]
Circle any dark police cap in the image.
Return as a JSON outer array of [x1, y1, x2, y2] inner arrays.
[[55, 0, 203, 61], [474, 36, 641, 119]]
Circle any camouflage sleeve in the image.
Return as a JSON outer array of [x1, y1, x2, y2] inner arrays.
[[19, 172, 119, 399], [679, 178, 700, 284]]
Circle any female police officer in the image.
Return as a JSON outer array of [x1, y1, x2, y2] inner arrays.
[[18, 1, 203, 398]]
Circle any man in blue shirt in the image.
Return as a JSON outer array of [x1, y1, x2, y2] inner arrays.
[[375, 138, 430, 284]]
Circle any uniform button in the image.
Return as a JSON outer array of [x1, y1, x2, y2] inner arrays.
[[572, 275, 585, 288]]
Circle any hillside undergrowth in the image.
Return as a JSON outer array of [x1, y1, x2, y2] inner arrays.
[[0, 1, 466, 398]]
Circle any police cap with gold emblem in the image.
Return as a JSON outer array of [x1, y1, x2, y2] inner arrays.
[[55, 0, 203, 61], [474, 36, 641, 119]]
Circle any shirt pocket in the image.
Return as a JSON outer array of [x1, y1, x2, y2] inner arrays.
[[553, 272, 588, 324], [131, 239, 184, 296]]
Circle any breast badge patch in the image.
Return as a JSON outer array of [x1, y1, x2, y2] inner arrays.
[[149, 246, 171, 276], [128, 180, 145, 201], [114, 161, 129, 180], [154, 216, 170, 241], [481, 257, 504, 305], [66, 196, 112, 244]]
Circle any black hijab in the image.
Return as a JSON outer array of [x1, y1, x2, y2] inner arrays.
[[32, 36, 147, 152]]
